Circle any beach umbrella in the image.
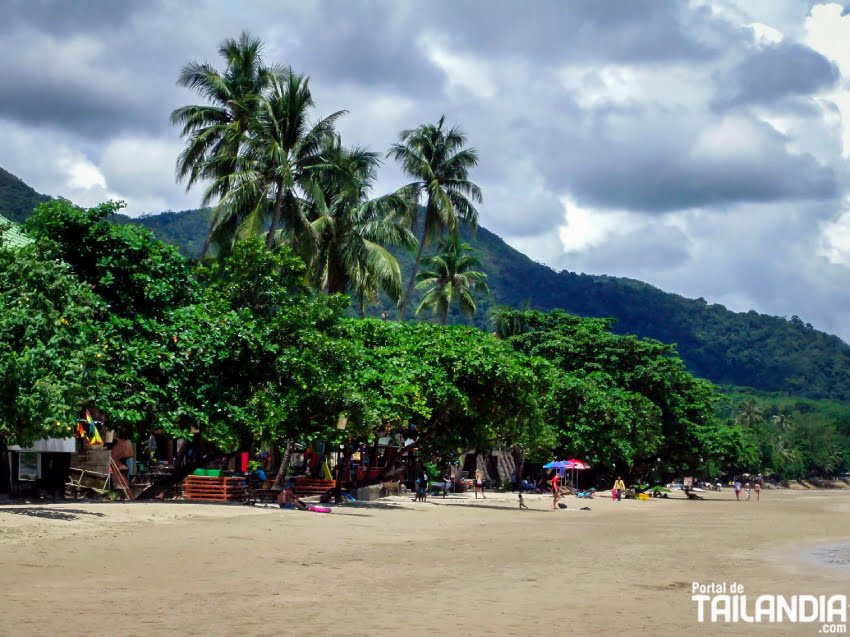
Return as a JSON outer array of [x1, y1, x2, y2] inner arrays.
[[565, 458, 590, 488]]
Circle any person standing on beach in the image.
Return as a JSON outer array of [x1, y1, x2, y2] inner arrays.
[[744, 481, 752, 500], [734, 480, 742, 500], [613, 476, 626, 501], [474, 470, 486, 499], [551, 472, 560, 509], [754, 481, 761, 501]]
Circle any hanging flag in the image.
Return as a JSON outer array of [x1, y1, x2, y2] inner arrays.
[[85, 409, 95, 437], [90, 427, 103, 446]]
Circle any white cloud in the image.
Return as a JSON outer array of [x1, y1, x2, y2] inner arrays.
[[805, 2, 850, 156]]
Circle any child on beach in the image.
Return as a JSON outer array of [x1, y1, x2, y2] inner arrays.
[[734, 480, 742, 500], [754, 481, 761, 501], [474, 470, 486, 499], [745, 482, 752, 500]]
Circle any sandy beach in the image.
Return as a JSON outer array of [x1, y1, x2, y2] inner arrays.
[[1, 489, 848, 636]]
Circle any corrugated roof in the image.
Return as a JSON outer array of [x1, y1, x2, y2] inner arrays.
[[0, 213, 33, 248]]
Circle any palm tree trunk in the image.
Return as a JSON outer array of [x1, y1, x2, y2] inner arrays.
[[273, 439, 294, 488], [199, 231, 212, 261], [266, 180, 285, 249], [399, 223, 428, 321]]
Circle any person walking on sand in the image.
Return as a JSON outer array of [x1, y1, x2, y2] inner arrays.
[[613, 476, 626, 502], [551, 472, 561, 509], [474, 470, 486, 499], [744, 481, 752, 500], [734, 480, 742, 501], [754, 481, 761, 501]]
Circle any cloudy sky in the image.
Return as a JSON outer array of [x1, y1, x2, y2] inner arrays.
[[2, 0, 850, 340]]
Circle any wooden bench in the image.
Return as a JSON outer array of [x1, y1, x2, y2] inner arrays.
[[293, 478, 336, 495]]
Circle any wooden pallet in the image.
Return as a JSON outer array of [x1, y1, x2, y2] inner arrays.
[[182, 476, 246, 501], [293, 478, 336, 495]]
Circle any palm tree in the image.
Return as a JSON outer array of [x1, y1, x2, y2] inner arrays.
[[205, 70, 345, 253], [735, 399, 764, 429], [771, 413, 792, 434], [415, 236, 489, 324], [170, 32, 280, 259], [774, 436, 800, 466], [388, 116, 482, 319], [305, 137, 417, 302]]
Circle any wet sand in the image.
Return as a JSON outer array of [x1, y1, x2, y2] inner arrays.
[[0, 489, 848, 636]]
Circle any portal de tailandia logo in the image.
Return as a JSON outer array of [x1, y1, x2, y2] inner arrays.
[[692, 582, 848, 633]]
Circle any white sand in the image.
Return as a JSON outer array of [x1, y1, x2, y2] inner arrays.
[[0, 489, 848, 636]]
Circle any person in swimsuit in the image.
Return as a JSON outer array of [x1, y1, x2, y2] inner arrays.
[[277, 488, 308, 510], [474, 470, 486, 499]]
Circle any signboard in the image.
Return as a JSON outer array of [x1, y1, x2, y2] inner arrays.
[[18, 452, 39, 481], [9, 438, 76, 453]]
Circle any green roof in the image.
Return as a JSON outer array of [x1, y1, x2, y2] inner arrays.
[[0, 213, 33, 248]]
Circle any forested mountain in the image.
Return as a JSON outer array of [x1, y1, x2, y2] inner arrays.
[[0, 167, 51, 223], [3, 166, 850, 402]]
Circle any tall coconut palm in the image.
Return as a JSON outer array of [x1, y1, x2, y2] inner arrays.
[[735, 399, 764, 429], [415, 236, 489, 324], [771, 413, 792, 434], [774, 436, 800, 466], [205, 70, 345, 253], [388, 116, 482, 319], [170, 32, 280, 259], [305, 138, 416, 302]]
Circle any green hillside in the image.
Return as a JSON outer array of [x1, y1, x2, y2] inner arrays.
[[0, 167, 51, 223], [3, 165, 850, 402]]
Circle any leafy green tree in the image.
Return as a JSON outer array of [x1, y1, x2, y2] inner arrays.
[[208, 69, 345, 252], [25, 200, 197, 434], [0, 244, 102, 446], [415, 236, 489, 324], [173, 239, 354, 452], [346, 320, 550, 463], [306, 138, 415, 302], [493, 309, 751, 478], [388, 116, 482, 319], [171, 32, 280, 259]]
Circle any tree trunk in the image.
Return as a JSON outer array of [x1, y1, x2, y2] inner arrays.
[[0, 438, 9, 494], [199, 229, 213, 261], [512, 446, 525, 491], [334, 444, 353, 504], [273, 439, 294, 488], [398, 207, 431, 321], [442, 302, 450, 325], [265, 180, 285, 249]]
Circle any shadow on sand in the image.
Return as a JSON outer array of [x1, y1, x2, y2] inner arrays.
[[0, 507, 107, 521]]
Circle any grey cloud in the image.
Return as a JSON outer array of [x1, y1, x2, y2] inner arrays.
[[561, 221, 691, 276], [714, 41, 840, 108], [278, 2, 445, 96], [431, 0, 737, 65], [0, 0, 154, 35], [539, 105, 838, 213]]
